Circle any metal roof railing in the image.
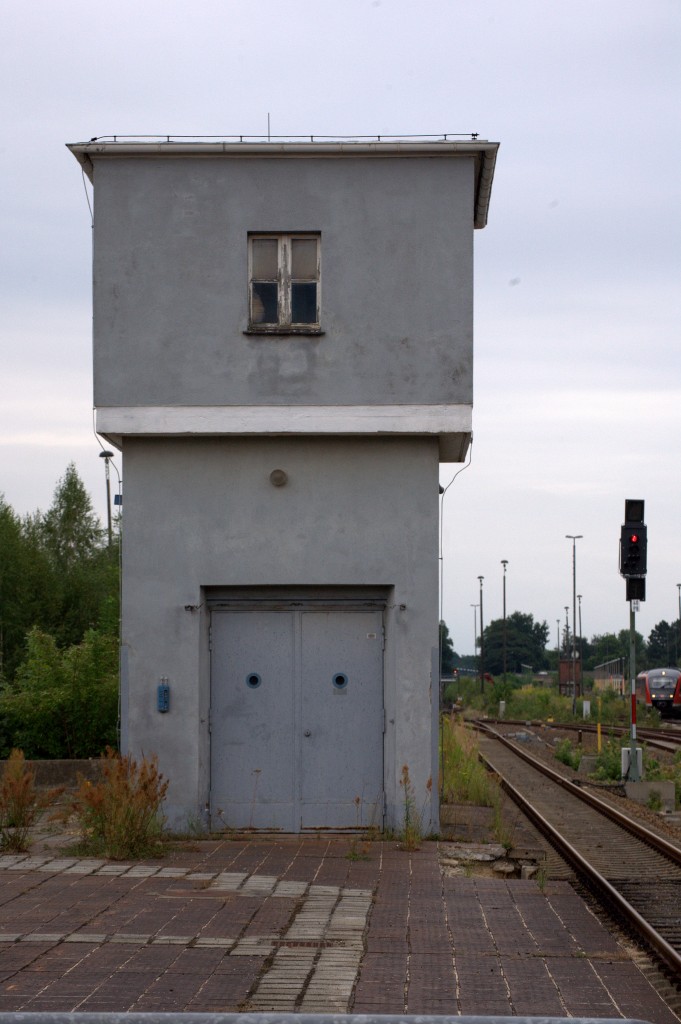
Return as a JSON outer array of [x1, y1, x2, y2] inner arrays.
[[85, 132, 482, 144]]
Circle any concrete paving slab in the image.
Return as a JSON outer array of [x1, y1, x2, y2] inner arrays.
[[0, 837, 678, 1023]]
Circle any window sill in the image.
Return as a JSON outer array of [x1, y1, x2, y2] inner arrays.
[[244, 326, 325, 338]]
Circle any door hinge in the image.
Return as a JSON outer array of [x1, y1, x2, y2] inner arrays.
[[208, 625, 213, 652]]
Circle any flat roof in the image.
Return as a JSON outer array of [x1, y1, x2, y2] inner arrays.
[[67, 135, 499, 228]]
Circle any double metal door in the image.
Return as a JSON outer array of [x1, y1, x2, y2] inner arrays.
[[209, 605, 384, 831]]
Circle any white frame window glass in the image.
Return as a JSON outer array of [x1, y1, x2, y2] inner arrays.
[[248, 233, 321, 332]]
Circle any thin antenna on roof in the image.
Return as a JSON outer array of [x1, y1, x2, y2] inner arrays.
[[267, 113, 271, 142]]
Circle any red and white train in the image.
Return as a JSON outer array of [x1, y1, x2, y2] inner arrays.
[[635, 667, 681, 718]]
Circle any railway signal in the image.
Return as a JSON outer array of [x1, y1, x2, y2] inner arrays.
[[626, 577, 646, 601], [620, 525, 647, 577], [619, 498, 647, 594], [620, 499, 647, 782]]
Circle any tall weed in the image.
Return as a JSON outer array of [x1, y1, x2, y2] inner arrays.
[[398, 764, 424, 850], [69, 747, 168, 859], [0, 749, 62, 852]]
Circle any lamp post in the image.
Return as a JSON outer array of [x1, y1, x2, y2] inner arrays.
[[564, 606, 570, 695], [99, 450, 115, 547], [577, 594, 583, 671], [501, 560, 508, 683], [556, 618, 560, 659], [676, 584, 681, 665], [470, 604, 479, 674], [478, 576, 485, 693], [566, 535, 583, 712]]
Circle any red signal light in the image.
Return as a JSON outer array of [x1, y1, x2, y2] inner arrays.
[[630, 533, 639, 543]]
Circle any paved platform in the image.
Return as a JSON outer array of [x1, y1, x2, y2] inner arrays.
[[0, 839, 677, 1022]]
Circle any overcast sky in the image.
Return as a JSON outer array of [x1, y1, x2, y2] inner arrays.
[[1, 0, 680, 656]]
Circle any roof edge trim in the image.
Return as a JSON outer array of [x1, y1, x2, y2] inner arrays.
[[67, 139, 499, 227]]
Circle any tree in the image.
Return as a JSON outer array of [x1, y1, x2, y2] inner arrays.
[[0, 468, 120, 686], [647, 620, 680, 668], [481, 612, 549, 675], [585, 632, 621, 671], [616, 628, 647, 669], [586, 630, 646, 670], [0, 627, 118, 758], [439, 620, 458, 675], [0, 497, 53, 682], [42, 463, 102, 571], [40, 464, 116, 648]]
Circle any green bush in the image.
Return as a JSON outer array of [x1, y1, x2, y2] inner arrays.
[[0, 628, 118, 758], [555, 737, 581, 771], [497, 684, 574, 722], [592, 738, 623, 781]]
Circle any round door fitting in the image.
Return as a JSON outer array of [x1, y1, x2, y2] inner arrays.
[[269, 469, 288, 487]]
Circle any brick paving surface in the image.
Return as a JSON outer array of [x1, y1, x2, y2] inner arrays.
[[0, 839, 678, 1022]]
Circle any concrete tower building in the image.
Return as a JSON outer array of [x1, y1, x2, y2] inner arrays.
[[69, 136, 498, 832]]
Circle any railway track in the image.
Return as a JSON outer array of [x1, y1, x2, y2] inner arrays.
[[475, 722, 681, 984], [492, 716, 681, 753]]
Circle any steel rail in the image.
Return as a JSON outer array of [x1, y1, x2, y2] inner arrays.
[[477, 725, 681, 978], [490, 717, 681, 750], [0, 1015, 655, 1024], [475, 722, 681, 863]]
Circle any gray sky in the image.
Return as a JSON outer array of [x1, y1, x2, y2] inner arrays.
[[1, 0, 680, 656]]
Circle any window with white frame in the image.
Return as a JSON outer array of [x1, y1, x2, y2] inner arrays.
[[248, 233, 321, 331]]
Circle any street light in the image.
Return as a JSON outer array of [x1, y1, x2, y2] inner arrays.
[[563, 606, 570, 696], [478, 576, 485, 693], [99, 450, 115, 547], [501, 560, 508, 683], [577, 594, 583, 671], [676, 584, 681, 665], [566, 535, 583, 711], [470, 604, 479, 673]]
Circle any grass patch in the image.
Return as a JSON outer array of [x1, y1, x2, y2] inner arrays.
[[441, 716, 498, 807]]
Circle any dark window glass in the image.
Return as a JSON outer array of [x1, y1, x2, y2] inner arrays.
[[291, 282, 317, 324], [252, 282, 278, 324]]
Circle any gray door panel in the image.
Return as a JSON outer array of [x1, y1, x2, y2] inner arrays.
[[300, 610, 384, 829], [210, 603, 384, 832], [210, 610, 296, 830]]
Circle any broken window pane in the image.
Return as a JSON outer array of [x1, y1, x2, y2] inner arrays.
[[291, 282, 317, 323], [252, 282, 278, 323]]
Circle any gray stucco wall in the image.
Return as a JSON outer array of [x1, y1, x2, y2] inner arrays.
[[92, 155, 474, 409], [120, 435, 440, 832]]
